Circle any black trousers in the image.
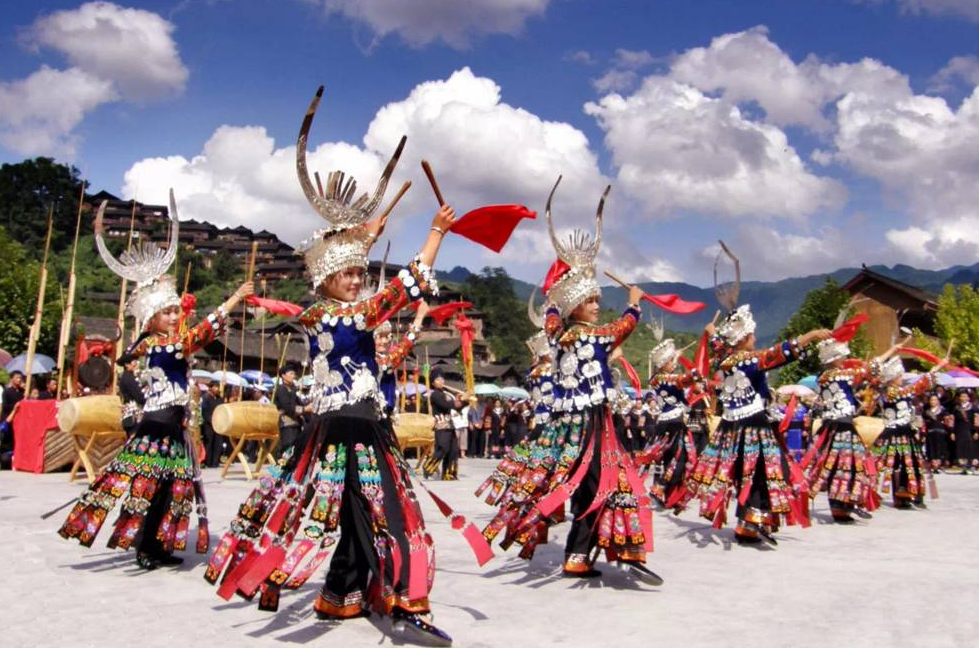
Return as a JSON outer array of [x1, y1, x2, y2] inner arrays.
[[565, 409, 603, 557], [135, 477, 173, 555], [278, 424, 301, 460], [431, 428, 458, 476], [319, 410, 413, 605], [203, 424, 223, 468]]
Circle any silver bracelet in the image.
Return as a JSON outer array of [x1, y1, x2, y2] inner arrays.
[[431, 226, 445, 235]]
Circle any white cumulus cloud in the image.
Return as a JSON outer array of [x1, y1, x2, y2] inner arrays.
[[1, 2, 188, 158], [123, 68, 678, 282], [23, 1, 188, 101], [306, 0, 552, 48], [0, 66, 116, 157], [585, 76, 847, 220], [852, 0, 979, 21]]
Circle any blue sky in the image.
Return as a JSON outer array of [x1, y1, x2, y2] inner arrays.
[[3, 0, 979, 286]]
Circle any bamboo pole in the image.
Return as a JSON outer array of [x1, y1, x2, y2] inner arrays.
[[237, 242, 259, 401], [56, 177, 87, 399], [24, 207, 55, 396], [259, 279, 267, 378], [425, 347, 432, 414]]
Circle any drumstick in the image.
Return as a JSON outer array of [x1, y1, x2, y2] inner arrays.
[[603, 270, 633, 290], [377, 181, 411, 221], [421, 160, 445, 206]]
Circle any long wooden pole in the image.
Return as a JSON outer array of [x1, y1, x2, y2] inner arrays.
[[24, 207, 55, 396], [237, 242, 258, 401], [259, 278, 267, 379], [56, 177, 87, 399]]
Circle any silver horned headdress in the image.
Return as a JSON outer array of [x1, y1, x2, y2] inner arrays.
[[525, 284, 551, 358], [713, 241, 755, 347], [544, 176, 607, 317], [95, 189, 181, 325], [297, 86, 406, 288], [649, 339, 677, 373], [880, 356, 905, 383]]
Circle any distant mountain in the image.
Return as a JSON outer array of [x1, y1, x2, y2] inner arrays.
[[441, 262, 979, 343]]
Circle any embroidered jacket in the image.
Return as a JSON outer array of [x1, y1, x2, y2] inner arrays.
[[817, 363, 872, 421], [128, 308, 228, 412], [717, 340, 805, 421], [528, 360, 555, 426], [650, 369, 700, 422], [881, 371, 935, 429], [377, 325, 419, 415], [299, 258, 436, 415], [545, 304, 640, 413]]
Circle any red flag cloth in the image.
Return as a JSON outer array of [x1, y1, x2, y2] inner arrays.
[[779, 395, 798, 435], [426, 301, 473, 326], [453, 312, 476, 365], [831, 313, 869, 342], [616, 356, 643, 394], [245, 295, 303, 317], [450, 205, 536, 253], [678, 356, 695, 371], [542, 259, 571, 295], [641, 292, 706, 314]]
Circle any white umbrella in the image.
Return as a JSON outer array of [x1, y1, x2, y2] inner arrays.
[[191, 369, 215, 381], [5, 353, 56, 375], [211, 370, 246, 387]]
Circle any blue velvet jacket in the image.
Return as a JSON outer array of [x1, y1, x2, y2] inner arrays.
[[545, 304, 640, 414], [299, 259, 435, 415], [128, 308, 228, 412]]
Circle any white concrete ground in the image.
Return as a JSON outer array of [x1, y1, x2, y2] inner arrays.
[[3, 459, 978, 648]]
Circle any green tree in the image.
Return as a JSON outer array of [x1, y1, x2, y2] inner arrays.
[[0, 226, 62, 355], [0, 158, 90, 257], [211, 249, 242, 283], [462, 267, 535, 371], [607, 309, 698, 384], [919, 284, 979, 367], [271, 277, 312, 305], [775, 278, 872, 386]]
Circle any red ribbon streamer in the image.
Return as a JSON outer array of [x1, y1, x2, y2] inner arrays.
[[450, 204, 536, 253], [454, 312, 476, 365], [616, 356, 643, 395]]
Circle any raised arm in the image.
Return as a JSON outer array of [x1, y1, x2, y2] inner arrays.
[[182, 281, 254, 354]]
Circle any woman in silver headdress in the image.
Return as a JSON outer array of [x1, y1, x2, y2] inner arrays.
[[59, 190, 254, 570], [477, 289, 561, 559], [802, 333, 903, 522], [874, 355, 945, 508], [490, 177, 659, 583], [686, 243, 832, 544], [641, 334, 703, 512], [205, 88, 455, 646]]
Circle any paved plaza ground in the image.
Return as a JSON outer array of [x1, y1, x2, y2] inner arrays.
[[3, 459, 978, 647]]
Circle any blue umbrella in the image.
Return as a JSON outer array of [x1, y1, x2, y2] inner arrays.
[[474, 383, 501, 396], [5, 353, 56, 375], [500, 386, 530, 400], [240, 369, 272, 384], [191, 369, 215, 381], [798, 375, 818, 391]]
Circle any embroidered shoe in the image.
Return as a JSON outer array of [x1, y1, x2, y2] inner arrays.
[[391, 608, 453, 647]]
